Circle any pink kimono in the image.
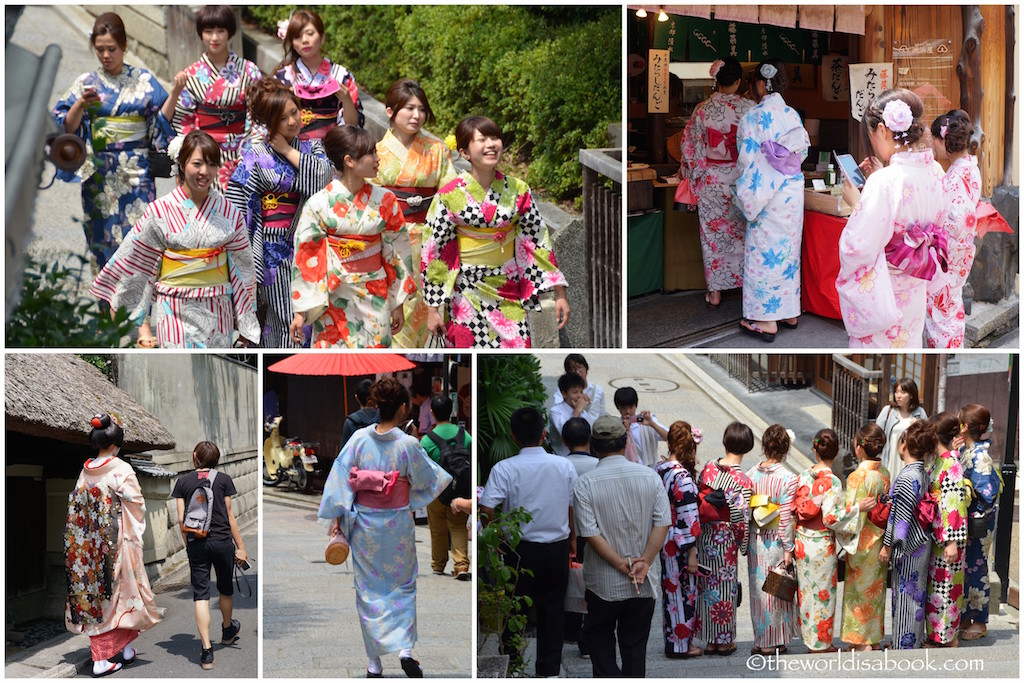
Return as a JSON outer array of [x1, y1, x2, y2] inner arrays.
[[682, 92, 754, 292], [836, 149, 947, 348], [925, 154, 981, 348]]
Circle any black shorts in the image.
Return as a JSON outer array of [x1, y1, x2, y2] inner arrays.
[[185, 537, 235, 601]]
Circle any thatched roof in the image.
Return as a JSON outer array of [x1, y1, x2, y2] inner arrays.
[[5, 354, 176, 453]]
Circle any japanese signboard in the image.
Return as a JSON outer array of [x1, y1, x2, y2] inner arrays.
[[893, 39, 955, 125], [822, 54, 850, 102], [648, 49, 670, 114], [848, 62, 892, 120]]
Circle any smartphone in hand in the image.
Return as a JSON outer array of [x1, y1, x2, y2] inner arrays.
[[834, 152, 866, 189]]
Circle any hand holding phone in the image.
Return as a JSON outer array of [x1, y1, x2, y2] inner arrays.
[[834, 152, 866, 189]]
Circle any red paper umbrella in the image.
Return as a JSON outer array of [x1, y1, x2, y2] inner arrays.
[[266, 353, 416, 376]]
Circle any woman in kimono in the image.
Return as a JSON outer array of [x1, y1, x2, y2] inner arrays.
[[274, 9, 362, 138], [836, 89, 948, 348], [792, 429, 868, 653], [695, 422, 754, 655], [926, 110, 982, 348], [52, 12, 174, 268], [656, 421, 702, 658], [958, 403, 1003, 640], [226, 78, 334, 347], [876, 378, 929, 479], [90, 131, 259, 348], [318, 378, 451, 677], [373, 79, 456, 347], [746, 425, 798, 655], [65, 414, 160, 677], [681, 57, 754, 308], [924, 413, 968, 647], [422, 116, 570, 348], [289, 125, 414, 348], [839, 423, 891, 651], [161, 5, 263, 192], [879, 422, 933, 650], [733, 60, 809, 342]]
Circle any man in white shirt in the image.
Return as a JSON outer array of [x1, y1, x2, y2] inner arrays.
[[613, 386, 669, 467], [573, 416, 671, 678], [480, 407, 578, 677], [549, 373, 594, 456]]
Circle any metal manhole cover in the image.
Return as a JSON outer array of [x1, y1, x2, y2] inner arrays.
[[608, 377, 679, 393]]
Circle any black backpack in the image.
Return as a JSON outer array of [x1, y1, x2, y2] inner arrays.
[[426, 427, 471, 505]]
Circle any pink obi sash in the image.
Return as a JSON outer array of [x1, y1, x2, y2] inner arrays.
[[326, 233, 383, 274], [350, 467, 410, 508], [706, 125, 739, 164], [884, 222, 949, 281], [383, 186, 435, 223], [196, 104, 245, 137], [261, 191, 300, 230]]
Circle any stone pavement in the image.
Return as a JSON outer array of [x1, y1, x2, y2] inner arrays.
[[262, 498, 472, 678]]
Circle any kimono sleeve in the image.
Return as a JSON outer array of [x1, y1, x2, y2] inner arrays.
[[170, 77, 198, 135], [226, 152, 262, 237], [52, 74, 93, 182], [380, 192, 413, 309], [88, 206, 166, 323], [936, 458, 968, 544], [732, 110, 769, 222], [336, 66, 365, 129], [821, 481, 862, 555], [965, 446, 1003, 510], [421, 186, 460, 310], [437, 147, 458, 187], [144, 75, 174, 152], [515, 185, 568, 304], [405, 439, 452, 510], [113, 465, 147, 547], [835, 171, 900, 339], [681, 111, 707, 189], [318, 434, 358, 527], [224, 206, 259, 342], [777, 475, 798, 552], [882, 475, 918, 551], [291, 190, 330, 321], [294, 140, 335, 196]]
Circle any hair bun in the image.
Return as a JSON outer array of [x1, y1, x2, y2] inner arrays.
[[91, 415, 108, 429]]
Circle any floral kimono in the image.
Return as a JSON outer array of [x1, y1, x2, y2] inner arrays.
[[291, 180, 414, 348], [882, 461, 930, 649], [52, 65, 174, 267], [746, 462, 799, 649], [169, 51, 263, 191], [318, 426, 451, 658], [421, 171, 567, 348], [275, 57, 364, 138], [695, 460, 752, 647], [836, 149, 947, 348], [226, 139, 334, 347], [733, 92, 809, 322], [65, 456, 160, 661], [960, 440, 1003, 625], [838, 460, 890, 646], [792, 468, 860, 651], [374, 129, 457, 348], [655, 460, 701, 655], [681, 92, 754, 292], [926, 154, 982, 348], [90, 187, 259, 347], [926, 451, 968, 644]]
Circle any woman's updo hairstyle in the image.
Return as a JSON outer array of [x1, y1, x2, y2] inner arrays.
[[762, 423, 790, 461], [369, 378, 411, 422], [667, 421, 698, 480], [928, 412, 960, 448], [862, 88, 926, 147], [812, 428, 839, 462], [323, 125, 376, 170], [89, 413, 124, 450], [958, 403, 992, 440], [716, 57, 743, 88], [455, 116, 503, 154], [902, 420, 937, 460], [854, 423, 886, 460], [175, 131, 221, 183], [752, 59, 788, 95], [247, 78, 300, 130], [90, 12, 128, 50], [931, 109, 973, 155]]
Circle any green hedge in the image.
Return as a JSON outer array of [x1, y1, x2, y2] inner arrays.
[[244, 6, 620, 201]]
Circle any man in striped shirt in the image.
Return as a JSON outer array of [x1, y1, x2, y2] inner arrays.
[[573, 415, 671, 677]]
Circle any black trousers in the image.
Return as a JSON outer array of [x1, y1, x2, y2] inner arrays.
[[583, 590, 655, 678], [504, 538, 569, 677]]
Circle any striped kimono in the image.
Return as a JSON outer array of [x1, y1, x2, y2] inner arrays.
[[746, 462, 799, 649], [90, 187, 258, 347], [925, 451, 968, 644], [883, 461, 930, 649], [226, 139, 333, 347], [656, 460, 701, 655]]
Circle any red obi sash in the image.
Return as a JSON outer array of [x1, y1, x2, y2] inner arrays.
[[350, 467, 410, 508], [326, 233, 383, 274], [706, 125, 739, 164], [297, 94, 339, 140], [261, 192, 300, 230], [196, 104, 245, 137], [383, 186, 435, 223]]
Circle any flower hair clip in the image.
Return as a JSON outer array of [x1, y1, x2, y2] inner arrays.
[[444, 134, 458, 152], [939, 124, 948, 140], [692, 427, 703, 444], [709, 60, 725, 79], [760, 63, 778, 92], [277, 17, 291, 41], [167, 134, 185, 175], [882, 100, 913, 136]]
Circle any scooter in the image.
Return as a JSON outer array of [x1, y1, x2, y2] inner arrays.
[[263, 416, 321, 493]]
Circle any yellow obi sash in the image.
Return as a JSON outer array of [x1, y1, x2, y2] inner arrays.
[[457, 225, 515, 267], [159, 247, 229, 287], [750, 494, 781, 529], [92, 115, 147, 147]]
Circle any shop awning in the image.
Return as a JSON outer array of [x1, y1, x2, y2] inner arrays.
[[628, 5, 866, 35]]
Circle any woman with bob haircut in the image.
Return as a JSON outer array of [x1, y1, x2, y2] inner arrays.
[[64, 414, 160, 677], [227, 78, 334, 347], [421, 116, 569, 347], [373, 78, 456, 348], [171, 441, 249, 670], [91, 130, 259, 348], [162, 5, 263, 191], [319, 378, 452, 677], [290, 125, 415, 348]]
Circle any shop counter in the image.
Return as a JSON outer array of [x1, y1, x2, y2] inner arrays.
[[801, 209, 846, 320]]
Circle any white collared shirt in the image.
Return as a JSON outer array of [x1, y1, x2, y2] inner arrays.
[[480, 446, 578, 543]]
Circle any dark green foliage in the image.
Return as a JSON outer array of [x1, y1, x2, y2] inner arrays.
[[477, 354, 548, 484]]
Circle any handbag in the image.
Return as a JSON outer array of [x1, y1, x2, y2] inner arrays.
[[761, 562, 798, 602], [564, 560, 587, 614], [968, 508, 994, 539], [148, 149, 173, 178], [673, 177, 699, 211], [867, 493, 891, 528], [325, 531, 350, 565], [426, 330, 448, 349]]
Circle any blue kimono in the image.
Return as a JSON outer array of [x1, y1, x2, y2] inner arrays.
[[318, 426, 451, 657], [52, 65, 174, 266], [960, 440, 1003, 624]]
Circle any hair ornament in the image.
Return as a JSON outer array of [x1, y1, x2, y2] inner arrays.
[[167, 134, 185, 176], [692, 426, 703, 444], [759, 63, 778, 80], [710, 60, 725, 79], [882, 100, 913, 134], [444, 134, 458, 152], [277, 18, 290, 41], [939, 124, 948, 140], [91, 415, 105, 428], [988, 417, 995, 433]]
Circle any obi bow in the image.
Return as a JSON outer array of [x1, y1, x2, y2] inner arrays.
[[760, 140, 803, 176], [884, 222, 949, 281], [750, 493, 781, 528], [706, 125, 738, 162], [349, 467, 399, 493]]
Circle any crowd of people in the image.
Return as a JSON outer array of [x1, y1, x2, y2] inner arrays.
[[480, 356, 1006, 677], [54, 7, 569, 349], [681, 57, 982, 348]]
